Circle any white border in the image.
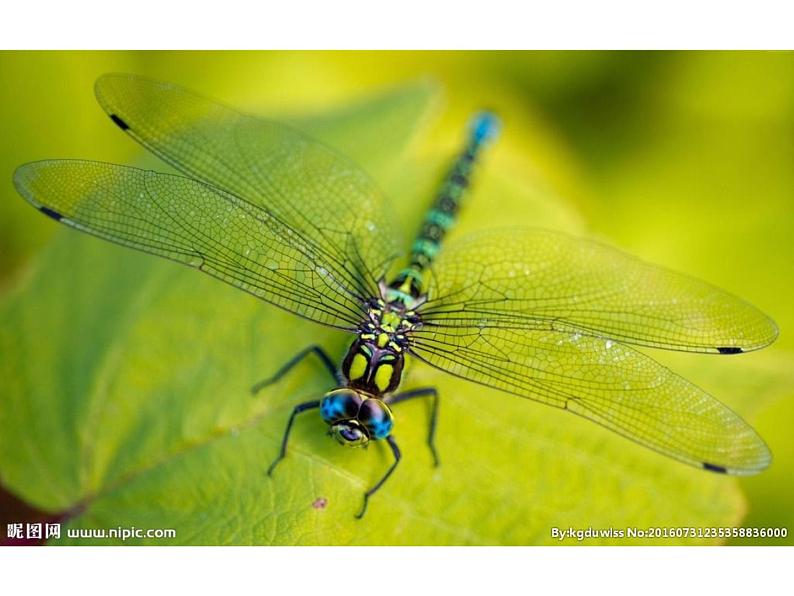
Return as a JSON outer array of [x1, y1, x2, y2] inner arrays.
[[1, 546, 792, 594], [1, 0, 792, 49]]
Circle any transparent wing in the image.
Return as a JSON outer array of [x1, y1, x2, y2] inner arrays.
[[410, 326, 770, 474], [14, 160, 370, 329], [420, 228, 778, 354], [94, 73, 401, 297]]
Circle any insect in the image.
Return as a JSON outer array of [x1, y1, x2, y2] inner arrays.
[[15, 75, 778, 518]]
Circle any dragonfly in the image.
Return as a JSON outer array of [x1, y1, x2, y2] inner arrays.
[[14, 74, 778, 518]]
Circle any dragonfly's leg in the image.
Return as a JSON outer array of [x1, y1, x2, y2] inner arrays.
[[356, 435, 401, 519], [251, 345, 340, 395], [387, 387, 440, 466], [267, 400, 321, 476]]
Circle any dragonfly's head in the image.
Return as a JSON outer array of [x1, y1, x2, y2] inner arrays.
[[329, 420, 370, 447], [320, 388, 394, 447]]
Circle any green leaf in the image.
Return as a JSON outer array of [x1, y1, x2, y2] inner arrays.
[[0, 81, 769, 544]]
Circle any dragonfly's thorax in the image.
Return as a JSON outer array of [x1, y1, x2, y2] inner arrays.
[[342, 337, 405, 395], [341, 299, 420, 395], [362, 297, 422, 343]]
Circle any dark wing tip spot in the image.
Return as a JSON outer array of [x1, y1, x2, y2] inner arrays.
[[717, 346, 743, 354], [109, 114, 130, 131], [703, 462, 728, 474], [39, 206, 63, 221]]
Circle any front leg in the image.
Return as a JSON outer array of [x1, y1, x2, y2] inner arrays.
[[387, 387, 440, 466], [267, 400, 321, 476], [252, 344, 341, 395], [356, 435, 401, 519]]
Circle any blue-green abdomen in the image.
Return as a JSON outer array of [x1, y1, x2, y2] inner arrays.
[[389, 111, 500, 301]]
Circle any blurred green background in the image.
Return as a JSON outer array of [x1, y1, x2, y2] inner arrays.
[[0, 51, 792, 545]]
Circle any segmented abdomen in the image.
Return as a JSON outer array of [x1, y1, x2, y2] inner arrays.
[[390, 112, 500, 299]]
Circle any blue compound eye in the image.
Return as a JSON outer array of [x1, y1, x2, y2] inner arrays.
[[357, 399, 394, 440], [320, 389, 363, 424]]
